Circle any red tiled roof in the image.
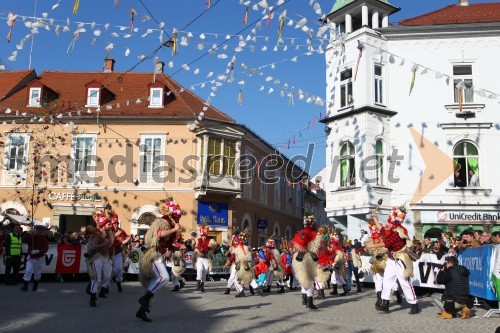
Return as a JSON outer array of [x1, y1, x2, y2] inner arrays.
[[0, 69, 235, 123], [0, 70, 36, 100], [399, 3, 500, 26]]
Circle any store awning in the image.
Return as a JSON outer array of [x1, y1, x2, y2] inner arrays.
[[5, 214, 42, 226]]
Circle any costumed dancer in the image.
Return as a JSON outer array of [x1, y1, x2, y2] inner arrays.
[[110, 214, 131, 293], [193, 223, 218, 292], [253, 253, 269, 289], [329, 231, 348, 296], [223, 228, 241, 295], [231, 228, 255, 297], [136, 198, 182, 322], [263, 234, 286, 293], [366, 204, 420, 315], [291, 213, 323, 310], [97, 208, 115, 299], [280, 238, 296, 291], [170, 233, 187, 292], [86, 210, 114, 306], [20, 222, 49, 292], [314, 227, 331, 299]]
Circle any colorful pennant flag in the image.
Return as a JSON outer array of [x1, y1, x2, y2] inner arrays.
[[409, 64, 418, 96], [266, 11, 272, 30], [238, 84, 243, 105], [72, 0, 80, 14], [277, 14, 285, 47], [172, 32, 178, 56], [129, 9, 137, 33], [206, 0, 211, 10], [456, 80, 466, 113], [243, 5, 249, 25], [354, 40, 364, 81], [6, 13, 16, 43], [289, 87, 295, 106], [67, 32, 80, 54]]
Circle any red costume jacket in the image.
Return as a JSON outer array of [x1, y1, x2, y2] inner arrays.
[[254, 260, 269, 277], [381, 226, 406, 252], [22, 234, 49, 259], [197, 237, 212, 254], [290, 227, 317, 251]]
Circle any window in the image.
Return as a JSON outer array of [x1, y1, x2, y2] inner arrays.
[[340, 68, 353, 108], [138, 212, 157, 225], [453, 65, 474, 104], [86, 88, 100, 106], [206, 137, 236, 176], [140, 136, 164, 175], [339, 141, 356, 187], [28, 88, 41, 107], [72, 136, 96, 183], [453, 141, 479, 187], [149, 88, 163, 107], [6, 134, 28, 171], [374, 65, 384, 105], [375, 139, 384, 186]]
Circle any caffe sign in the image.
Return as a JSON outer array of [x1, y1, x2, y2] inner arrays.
[[48, 192, 102, 202]]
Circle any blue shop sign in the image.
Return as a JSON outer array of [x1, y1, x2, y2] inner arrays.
[[198, 201, 228, 227], [257, 219, 268, 229]]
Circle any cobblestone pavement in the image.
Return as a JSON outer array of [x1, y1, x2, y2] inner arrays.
[[0, 280, 498, 333]]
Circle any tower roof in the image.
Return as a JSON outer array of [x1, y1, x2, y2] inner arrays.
[[330, 0, 395, 14]]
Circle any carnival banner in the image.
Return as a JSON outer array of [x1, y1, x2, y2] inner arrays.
[[458, 245, 497, 301]]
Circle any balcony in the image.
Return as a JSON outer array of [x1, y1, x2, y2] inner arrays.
[[194, 172, 241, 198], [445, 103, 485, 120]]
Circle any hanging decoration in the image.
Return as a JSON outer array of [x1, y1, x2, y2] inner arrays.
[[72, 0, 80, 14], [206, 0, 211, 10], [129, 9, 137, 34], [409, 64, 418, 96], [277, 11, 286, 47], [172, 31, 178, 55], [243, 3, 249, 25], [354, 40, 364, 81], [266, 10, 273, 30], [456, 80, 466, 113], [67, 31, 80, 54], [288, 86, 294, 106], [228, 56, 236, 83], [238, 83, 244, 105], [6, 13, 16, 43]]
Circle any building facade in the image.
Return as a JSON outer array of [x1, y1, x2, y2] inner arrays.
[[321, 0, 500, 240], [0, 60, 311, 246]]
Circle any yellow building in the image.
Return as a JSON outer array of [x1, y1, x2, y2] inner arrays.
[[0, 60, 317, 246]]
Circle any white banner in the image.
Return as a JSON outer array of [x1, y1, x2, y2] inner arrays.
[[357, 253, 446, 289]]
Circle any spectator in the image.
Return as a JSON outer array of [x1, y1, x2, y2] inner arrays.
[[453, 171, 464, 187], [185, 232, 197, 251], [432, 240, 449, 260], [432, 256, 473, 319], [473, 230, 482, 242], [457, 230, 481, 250], [68, 232, 83, 245], [480, 232, 492, 245], [492, 231, 500, 245], [4, 223, 22, 285], [422, 237, 433, 253], [468, 169, 478, 187], [412, 240, 423, 259]]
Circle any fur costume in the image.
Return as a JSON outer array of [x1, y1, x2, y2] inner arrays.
[[365, 237, 388, 275], [192, 238, 218, 273], [291, 233, 322, 287], [233, 246, 254, 286], [171, 250, 186, 278], [392, 227, 414, 279], [270, 248, 285, 282], [139, 218, 170, 289], [332, 248, 347, 279]]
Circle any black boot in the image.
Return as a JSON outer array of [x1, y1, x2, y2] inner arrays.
[[302, 293, 307, 305], [376, 299, 390, 313], [224, 288, 230, 295], [409, 303, 420, 314], [295, 252, 304, 262], [32, 280, 39, 291], [99, 287, 107, 298], [235, 290, 245, 298], [172, 285, 180, 292], [310, 253, 319, 262], [179, 279, 185, 290], [316, 289, 326, 299], [200, 282, 205, 292], [117, 282, 123, 293], [327, 280, 331, 289], [104, 286, 109, 294], [375, 291, 382, 308], [85, 283, 91, 295], [394, 290, 403, 304], [277, 285, 285, 294], [249, 286, 255, 295], [20, 281, 28, 291], [263, 285, 271, 293], [339, 284, 348, 296], [196, 280, 201, 291], [330, 285, 338, 295], [138, 291, 154, 313], [89, 293, 97, 307], [136, 306, 152, 322], [306, 296, 318, 310]]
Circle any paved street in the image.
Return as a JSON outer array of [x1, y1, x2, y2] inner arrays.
[[0, 280, 498, 333]]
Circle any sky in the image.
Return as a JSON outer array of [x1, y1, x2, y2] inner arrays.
[[0, 0, 497, 177]]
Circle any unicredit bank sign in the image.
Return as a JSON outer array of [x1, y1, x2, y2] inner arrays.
[[435, 210, 500, 223]]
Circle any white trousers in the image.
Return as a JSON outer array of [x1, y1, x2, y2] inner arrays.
[[374, 272, 384, 292], [227, 265, 237, 288], [113, 252, 124, 283], [23, 256, 44, 282], [381, 258, 417, 304], [301, 285, 314, 297], [101, 258, 112, 288], [314, 278, 324, 290], [196, 257, 209, 283], [149, 255, 170, 294], [330, 271, 346, 286], [89, 257, 106, 294]]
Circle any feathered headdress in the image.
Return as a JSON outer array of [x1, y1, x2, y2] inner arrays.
[[199, 223, 209, 236], [239, 227, 250, 244], [93, 208, 110, 228], [160, 196, 182, 218], [387, 204, 407, 224], [266, 233, 277, 248], [303, 211, 316, 228]]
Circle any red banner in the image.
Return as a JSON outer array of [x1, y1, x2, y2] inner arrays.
[[55, 244, 82, 274]]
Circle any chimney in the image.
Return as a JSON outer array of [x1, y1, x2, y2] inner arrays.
[[154, 61, 165, 74], [459, 0, 469, 6], [104, 58, 115, 72]]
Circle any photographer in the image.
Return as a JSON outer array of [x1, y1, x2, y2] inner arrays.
[[432, 256, 473, 319]]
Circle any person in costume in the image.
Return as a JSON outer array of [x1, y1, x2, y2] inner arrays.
[[366, 205, 420, 315], [193, 223, 217, 292], [20, 223, 49, 292], [291, 214, 323, 310], [314, 227, 331, 299], [254, 255, 269, 289], [329, 231, 348, 296], [280, 238, 296, 291], [86, 211, 114, 307], [223, 229, 240, 295], [170, 233, 187, 292], [263, 234, 286, 293], [110, 213, 131, 293], [136, 198, 182, 322], [230, 228, 255, 297], [97, 208, 115, 299]]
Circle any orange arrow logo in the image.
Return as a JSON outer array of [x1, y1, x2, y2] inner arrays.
[[409, 128, 455, 206]]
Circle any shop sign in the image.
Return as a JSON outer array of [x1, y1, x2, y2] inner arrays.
[[257, 219, 268, 229], [197, 201, 228, 227], [422, 210, 500, 223], [48, 192, 102, 202]]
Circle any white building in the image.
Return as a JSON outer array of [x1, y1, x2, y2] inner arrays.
[[320, 0, 500, 241]]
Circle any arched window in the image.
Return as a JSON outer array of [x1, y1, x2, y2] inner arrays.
[[453, 141, 479, 187], [375, 139, 384, 186], [339, 141, 355, 188], [138, 212, 157, 225], [243, 219, 249, 230], [274, 225, 279, 237], [285, 229, 291, 240]]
